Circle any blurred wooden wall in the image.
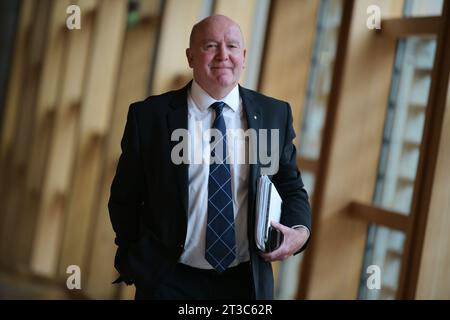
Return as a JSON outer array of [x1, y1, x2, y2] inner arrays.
[[0, 0, 162, 299]]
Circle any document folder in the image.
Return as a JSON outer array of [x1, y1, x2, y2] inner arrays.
[[255, 175, 283, 252]]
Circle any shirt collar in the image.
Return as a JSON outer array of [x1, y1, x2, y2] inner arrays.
[[190, 80, 239, 113]]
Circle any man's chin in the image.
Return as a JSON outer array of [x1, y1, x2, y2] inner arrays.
[[214, 76, 235, 88]]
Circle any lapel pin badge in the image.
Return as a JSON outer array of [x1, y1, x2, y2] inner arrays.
[[254, 115, 257, 119]]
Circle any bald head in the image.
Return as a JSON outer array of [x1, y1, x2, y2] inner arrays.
[[186, 14, 246, 99], [189, 15, 244, 48]]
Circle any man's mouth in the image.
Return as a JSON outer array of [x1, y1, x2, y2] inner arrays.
[[211, 66, 232, 69]]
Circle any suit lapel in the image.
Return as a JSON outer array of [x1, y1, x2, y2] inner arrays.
[[240, 85, 261, 193], [167, 82, 191, 219], [239, 86, 261, 244]]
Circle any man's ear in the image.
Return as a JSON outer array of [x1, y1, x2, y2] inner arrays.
[[243, 48, 247, 69], [186, 48, 193, 68]]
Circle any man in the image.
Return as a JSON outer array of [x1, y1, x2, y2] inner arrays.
[[108, 15, 311, 300]]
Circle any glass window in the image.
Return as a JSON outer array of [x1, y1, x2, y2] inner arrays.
[[377, 36, 436, 215], [299, 0, 343, 161], [403, 0, 444, 17], [359, 226, 406, 299], [359, 36, 437, 300]]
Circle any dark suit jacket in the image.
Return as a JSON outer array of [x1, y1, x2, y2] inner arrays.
[[108, 82, 311, 299]]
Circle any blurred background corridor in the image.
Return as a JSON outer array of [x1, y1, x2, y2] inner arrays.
[[0, 0, 449, 299]]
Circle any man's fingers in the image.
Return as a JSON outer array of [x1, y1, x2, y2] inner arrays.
[[259, 251, 289, 262], [259, 243, 291, 262], [259, 226, 302, 261], [259, 246, 281, 261], [270, 221, 290, 233]]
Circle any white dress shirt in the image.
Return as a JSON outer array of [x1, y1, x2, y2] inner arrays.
[[179, 81, 250, 269]]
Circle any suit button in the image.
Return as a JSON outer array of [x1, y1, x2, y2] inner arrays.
[[180, 244, 184, 248]]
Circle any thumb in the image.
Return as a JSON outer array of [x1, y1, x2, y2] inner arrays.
[[270, 221, 289, 233]]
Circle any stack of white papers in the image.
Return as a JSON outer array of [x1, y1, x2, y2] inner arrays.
[[255, 175, 283, 251]]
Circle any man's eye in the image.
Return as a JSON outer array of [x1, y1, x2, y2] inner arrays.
[[206, 44, 217, 49]]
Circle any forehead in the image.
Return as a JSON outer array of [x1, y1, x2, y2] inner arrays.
[[195, 21, 243, 44]]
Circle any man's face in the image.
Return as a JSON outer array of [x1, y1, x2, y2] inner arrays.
[[186, 17, 246, 98]]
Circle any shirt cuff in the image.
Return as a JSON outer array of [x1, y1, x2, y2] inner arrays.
[[292, 225, 310, 237]]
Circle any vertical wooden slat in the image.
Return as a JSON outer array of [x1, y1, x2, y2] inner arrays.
[[54, 0, 127, 281], [85, 5, 161, 299], [0, 1, 20, 124], [259, 0, 319, 143], [151, 0, 204, 94], [258, 0, 320, 291], [402, 0, 450, 299], [0, 0, 33, 160], [78, 0, 97, 13], [214, 0, 256, 45], [0, 0, 34, 259], [415, 77, 450, 299], [0, 0, 51, 268], [30, 1, 97, 277], [13, 0, 70, 269]]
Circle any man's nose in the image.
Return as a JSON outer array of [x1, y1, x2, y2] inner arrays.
[[215, 43, 228, 60]]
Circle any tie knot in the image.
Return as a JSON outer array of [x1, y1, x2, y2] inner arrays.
[[210, 101, 226, 117]]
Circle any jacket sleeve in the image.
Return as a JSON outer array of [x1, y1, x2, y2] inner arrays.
[[272, 102, 312, 254], [108, 104, 145, 283]]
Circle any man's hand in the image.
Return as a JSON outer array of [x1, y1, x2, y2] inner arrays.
[[259, 221, 309, 262]]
